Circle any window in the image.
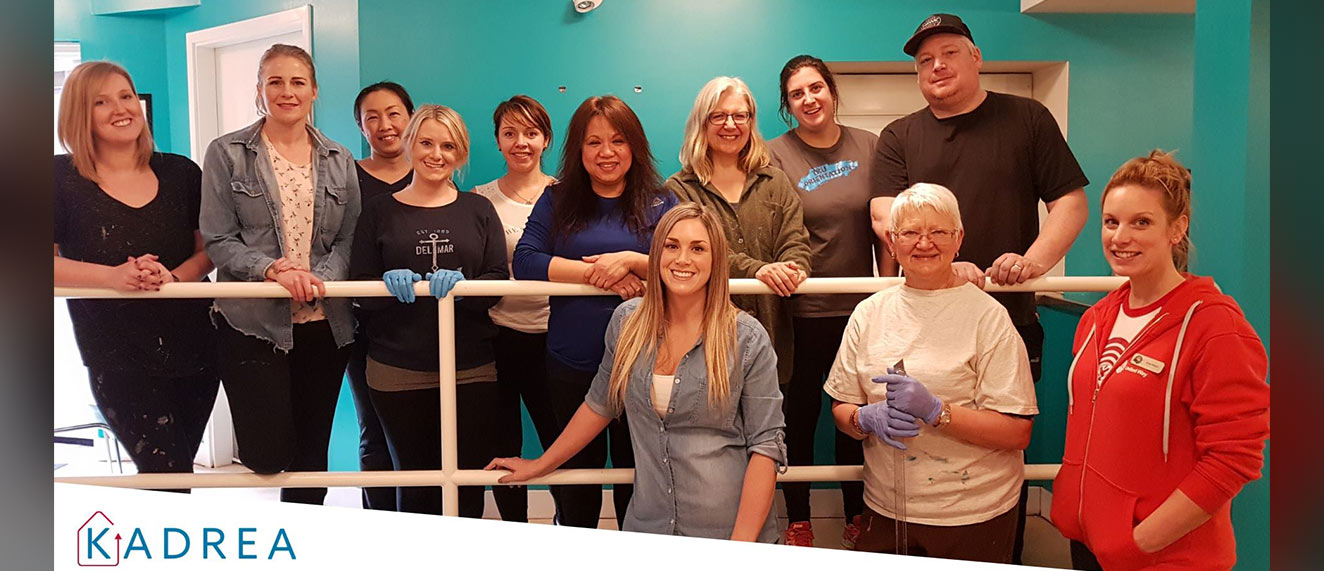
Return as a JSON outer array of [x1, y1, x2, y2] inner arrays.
[[54, 42, 82, 154]]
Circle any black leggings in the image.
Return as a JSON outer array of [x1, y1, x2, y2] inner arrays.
[[215, 316, 350, 505], [490, 326, 561, 522], [546, 356, 633, 529], [87, 368, 219, 490], [345, 339, 396, 511], [783, 315, 864, 524], [369, 381, 500, 518]]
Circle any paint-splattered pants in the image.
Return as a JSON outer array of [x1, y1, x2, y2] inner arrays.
[[88, 368, 220, 484]]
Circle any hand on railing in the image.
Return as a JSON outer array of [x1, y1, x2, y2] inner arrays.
[[383, 269, 422, 303], [755, 261, 807, 297], [266, 258, 324, 304], [484, 456, 552, 484], [426, 270, 465, 300]]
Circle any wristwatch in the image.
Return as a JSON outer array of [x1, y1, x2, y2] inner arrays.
[[931, 402, 952, 428]]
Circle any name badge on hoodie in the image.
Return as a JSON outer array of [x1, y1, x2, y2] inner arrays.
[[1129, 353, 1166, 375]]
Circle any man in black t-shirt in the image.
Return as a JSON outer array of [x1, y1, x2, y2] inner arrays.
[[869, 13, 1089, 382], [867, 13, 1091, 566]]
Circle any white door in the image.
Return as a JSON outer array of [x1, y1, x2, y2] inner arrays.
[[186, 6, 311, 467], [214, 33, 303, 136]]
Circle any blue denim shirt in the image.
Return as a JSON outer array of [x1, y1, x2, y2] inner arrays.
[[585, 298, 788, 542], [199, 119, 361, 350]]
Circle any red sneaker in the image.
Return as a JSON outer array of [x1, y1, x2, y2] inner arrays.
[[841, 515, 862, 549], [784, 521, 815, 547]]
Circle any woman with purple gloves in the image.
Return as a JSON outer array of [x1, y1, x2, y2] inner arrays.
[[824, 183, 1037, 563]]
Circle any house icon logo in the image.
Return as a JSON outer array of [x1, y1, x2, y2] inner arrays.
[[77, 511, 120, 566]]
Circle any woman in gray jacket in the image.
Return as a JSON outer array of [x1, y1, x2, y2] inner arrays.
[[199, 44, 361, 505]]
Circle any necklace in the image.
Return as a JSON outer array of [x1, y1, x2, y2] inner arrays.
[[499, 180, 541, 205]]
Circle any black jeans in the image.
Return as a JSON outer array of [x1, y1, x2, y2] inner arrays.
[[783, 315, 864, 524], [87, 368, 219, 491], [491, 326, 561, 522], [1011, 318, 1045, 563], [369, 381, 500, 518], [346, 339, 396, 511], [215, 316, 350, 505], [545, 356, 633, 529]]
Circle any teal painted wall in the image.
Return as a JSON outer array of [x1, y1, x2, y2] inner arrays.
[[1192, 1, 1270, 568]]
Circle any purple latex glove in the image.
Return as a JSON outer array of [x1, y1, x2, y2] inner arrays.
[[875, 367, 942, 425], [856, 400, 921, 450]]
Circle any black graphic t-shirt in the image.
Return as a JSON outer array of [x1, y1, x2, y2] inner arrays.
[[349, 191, 508, 371], [767, 126, 881, 317]]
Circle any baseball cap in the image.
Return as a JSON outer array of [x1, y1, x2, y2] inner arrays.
[[903, 13, 974, 56]]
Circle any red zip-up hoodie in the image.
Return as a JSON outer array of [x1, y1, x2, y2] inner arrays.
[[1050, 275, 1269, 570]]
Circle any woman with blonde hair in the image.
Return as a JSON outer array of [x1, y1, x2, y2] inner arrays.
[[350, 105, 509, 517], [489, 203, 786, 542], [199, 44, 361, 505], [54, 61, 219, 484], [665, 76, 810, 388]]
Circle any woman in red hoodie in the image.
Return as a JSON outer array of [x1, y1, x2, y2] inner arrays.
[[1050, 150, 1269, 570]]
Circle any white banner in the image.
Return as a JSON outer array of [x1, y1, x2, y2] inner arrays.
[[55, 483, 1037, 569]]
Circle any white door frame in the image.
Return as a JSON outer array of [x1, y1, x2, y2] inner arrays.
[[184, 5, 311, 467], [186, 5, 312, 161]]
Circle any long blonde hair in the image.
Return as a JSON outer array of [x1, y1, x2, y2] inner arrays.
[[608, 203, 739, 411], [678, 76, 771, 185], [58, 61, 154, 182]]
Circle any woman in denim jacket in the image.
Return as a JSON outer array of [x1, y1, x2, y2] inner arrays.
[[199, 44, 361, 505], [488, 203, 787, 542]]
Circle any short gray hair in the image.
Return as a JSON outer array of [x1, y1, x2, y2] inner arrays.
[[890, 183, 963, 232]]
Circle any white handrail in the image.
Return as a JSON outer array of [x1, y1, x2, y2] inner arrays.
[[53, 276, 1119, 514], [53, 275, 1126, 299]]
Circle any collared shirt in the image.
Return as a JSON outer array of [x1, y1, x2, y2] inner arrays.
[[584, 298, 788, 542], [199, 118, 361, 350]]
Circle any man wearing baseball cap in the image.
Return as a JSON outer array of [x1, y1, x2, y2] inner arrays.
[[865, 11, 1091, 565]]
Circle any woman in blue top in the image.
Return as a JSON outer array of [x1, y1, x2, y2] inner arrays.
[[512, 95, 676, 528], [490, 203, 786, 542]]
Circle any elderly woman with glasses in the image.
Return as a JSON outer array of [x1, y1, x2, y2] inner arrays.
[[823, 182, 1038, 563]]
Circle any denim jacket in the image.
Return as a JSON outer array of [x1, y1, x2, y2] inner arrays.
[[585, 298, 788, 542], [199, 119, 361, 350]]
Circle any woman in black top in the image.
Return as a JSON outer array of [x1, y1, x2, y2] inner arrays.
[[346, 81, 415, 512], [53, 61, 219, 484], [349, 105, 508, 517]]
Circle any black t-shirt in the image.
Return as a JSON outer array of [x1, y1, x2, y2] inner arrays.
[[54, 153, 216, 376], [871, 91, 1089, 324], [355, 162, 412, 204], [349, 191, 508, 371]]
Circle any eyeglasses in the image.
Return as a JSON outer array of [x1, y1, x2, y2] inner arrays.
[[892, 228, 958, 246], [707, 111, 751, 126]]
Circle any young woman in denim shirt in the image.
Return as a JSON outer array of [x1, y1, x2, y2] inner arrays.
[[489, 203, 787, 542], [199, 44, 361, 505]]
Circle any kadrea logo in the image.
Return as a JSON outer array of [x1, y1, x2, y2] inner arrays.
[[77, 511, 296, 566]]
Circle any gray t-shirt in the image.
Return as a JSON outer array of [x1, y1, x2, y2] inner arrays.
[[767, 126, 880, 317]]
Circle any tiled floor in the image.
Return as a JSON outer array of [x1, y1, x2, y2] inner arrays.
[[54, 455, 1072, 567]]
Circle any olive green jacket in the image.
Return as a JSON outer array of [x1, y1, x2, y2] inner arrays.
[[664, 165, 811, 384]]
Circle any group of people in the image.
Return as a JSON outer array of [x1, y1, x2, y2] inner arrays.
[[54, 12, 1268, 569]]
